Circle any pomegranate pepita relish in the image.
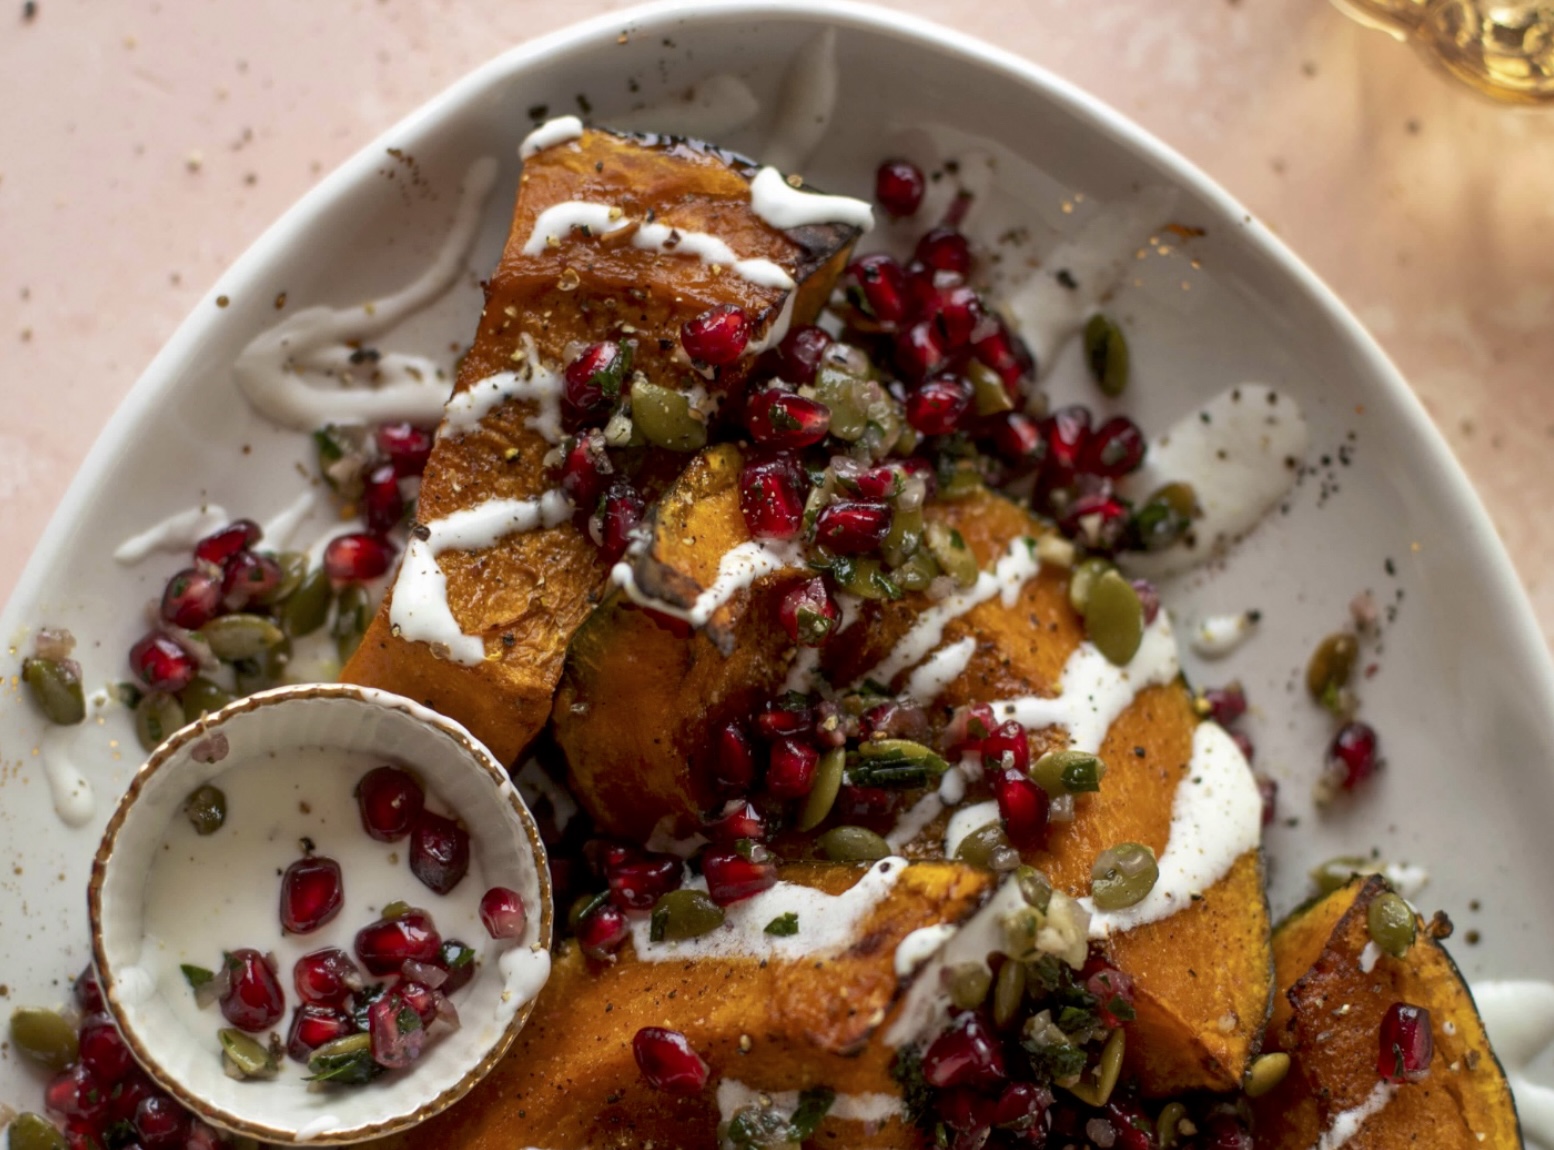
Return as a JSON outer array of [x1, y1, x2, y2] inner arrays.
[[11, 120, 1475, 1150]]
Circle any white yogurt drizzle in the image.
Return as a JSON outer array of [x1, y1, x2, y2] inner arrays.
[[895, 924, 959, 979], [761, 28, 840, 175], [1309, 1082, 1398, 1150], [233, 156, 499, 431], [440, 336, 564, 444], [715, 1078, 902, 1134], [1470, 980, 1554, 1150], [519, 115, 583, 160], [1119, 384, 1310, 580], [1357, 940, 1383, 975], [41, 726, 95, 828], [1189, 611, 1259, 659], [905, 636, 978, 706], [114, 504, 230, 565], [631, 221, 796, 290], [943, 800, 1000, 861], [611, 539, 803, 629], [496, 944, 552, 1025], [627, 856, 905, 962], [521, 202, 633, 254], [748, 166, 875, 233]]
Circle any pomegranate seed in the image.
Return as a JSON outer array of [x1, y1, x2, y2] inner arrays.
[[633, 1026, 709, 1095], [293, 947, 363, 1007], [1379, 1001, 1434, 1082], [922, 1012, 1007, 1090], [219, 949, 285, 1032], [894, 319, 948, 381], [324, 532, 396, 582], [980, 720, 1030, 774], [369, 991, 427, 1070], [133, 1094, 188, 1148], [45, 1063, 108, 1122], [757, 697, 814, 739], [558, 430, 613, 512], [376, 422, 434, 477], [1059, 487, 1130, 553], [766, 738, 819, 799], [772, 324, 831, 385], [915, 226, 972, 276], [129, 633, 196, 694], [479, 886, 529, 940], [74, 964, 105, 1013], [681, 304, 750, 366], [78, 1014, 134, 1086], [576, 901, 631, 961], [1327, 721, 1381, 792], [193, 519, 261, 567], [747, 389, 831, 449], [563, 341, 631, 426], [1132, 578, 1161, 625], [1103, 1097, 1155, 1150], [835, 785, 898, 821], [814, 500, 892, 555], [65, 1123, 109, 1150], [988, 412, 1046, 474], [397, 980, 441, 1026], [704, 800, 767, 843], [714, 721, 757, 790], [584, 838, 643, 879], [105, 1070, 155, 1125], [907, 374, 973, 436], [927, 283, 983, 349], [1084, 960, 1137, 1028], [218, 550, 283, 611], [356, 765, 425, 842], [596, 481, 645, 566], [361, 462, 405, 536], [859, 700, 930, 743], [159, 568, 222, 630], [845, 254, 908, 328], [286, 1004, 355, 1063], [410, 811, 471, 895], [280, 856, 345, 934], [937, 1086, 997, 1134], [739, 453, 806, 541], [875, 159, 926, 217], [1082, 415, 1147, 478], [945, 702, 998, 755], [974, 323, 1035, 396], [702, 846, 779, 905], [1255, 773, 1278, 826], [779, 577, 840, 647], [993, 768, 1049, 851], [1041, 406, 1094, 489], [846, 464, 902, 500], [1203, 683, 1248, 726], [609, 858, 683, 910], [355, 908, 442, 976], [438, 939, 478, 992], [990, 1082, 1052, 1139], [186, 1119, 227, 1150]]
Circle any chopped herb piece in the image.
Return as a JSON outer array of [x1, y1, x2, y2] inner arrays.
[[181, 964, 214, 991], [765, 912, 799, 937], [787, 1087, 836, 1140]]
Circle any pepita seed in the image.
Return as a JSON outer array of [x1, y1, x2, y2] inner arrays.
[[1367, 891, 1417, 959], [648, 889, 726, 942], [1032, 750, 1107, 797], [21, 657, 85, 726], [272, 551, 309, 604], [881, 504, 924, 569], [1065, 1025, 1126, 1106], [798, 748, 845, 832], [947, 962, 992, 1010], [1090, 842, 1159, 911], [184, 784, 228, 836], [333, 584, 372, 663], [1309, 855, 1373, 895], [1133, 484, 1197, 552], [1015, 866, 1054, 913], [6, 1113, 67, 1150], [200, 614, 286, 661], [955, 822, 1020, 873], [306, 1032, 379, 1085], [937, 458, 985, 501], [890, 550, 940, 592], [968, 359, 1016, 416], [819, 825, 892, 863], [280, 567, 334, 638], [135, 691, 186, 752], [631, 381, 707, 452], [1067, 557, 1114, 615], [925, 522, 979, 588], [1306, 632, 1359, 706], [9, 1007, 78, 1071], [219, 1027, 279, 1079], [1156, 1101, 1189, 1148], [814, 366, 869, 441], [1082, 314, 1129, 397], [1084, 570, 1145, 666], [992, 955, 1026, 1028], [834, 556, 901, 602], [1244, 1051, 1291, 1098], [181, 676, 235, 723]]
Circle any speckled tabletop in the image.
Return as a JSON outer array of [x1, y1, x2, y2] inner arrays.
[[3, 0, 1552, 641]]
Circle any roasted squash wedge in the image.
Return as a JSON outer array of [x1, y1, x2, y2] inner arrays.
[[342, 128, 862, 766], [363, 862, 992, 1150], [1253, 875, 1520, 1149]]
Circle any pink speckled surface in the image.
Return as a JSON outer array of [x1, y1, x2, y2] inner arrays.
[[3, 0, 1553, 639]]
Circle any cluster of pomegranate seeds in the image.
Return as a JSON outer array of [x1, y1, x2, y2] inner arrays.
[[922, 1012, 1007, 1090], [632, 1026, 710, 1095], [356, 764, 471, 895], [1378, 1002, 1434, 1082]]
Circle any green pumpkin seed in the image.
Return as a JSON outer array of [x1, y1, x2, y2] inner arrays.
[[9, 1008, 78, 1072], [955, 822, 1020, 873], [1090, 842, 1159, 911], [21, 657, 85, 726], [947, 962, 992, 1010], [1156, 1101, 1189, 1148], [1306, 632, 1359, 706], [631, 381, 707, 452], [1032, 750, 1107, 797], [180, 676, 235, 723], [184, 785, 228, 836], [1132, 483, 1198, 552], [814, 366, 870, 441], [881, 504, 924, 569], [992, 955, 1027, 1028], [1015, 866, 1053, 913], [200, 614, 286, 661], [1367, 892, 1417, 959], [936, 458, 985, 501], [798, 748, 846, 832], [333, 584, 372, 663], [1067, 557, 1114, 615], [6, 1113, 67, 1150], [925, 523, 979, 588], [280, 567, 334, 638], [826, 556, 899, 602], [1064, 1025, 1126, 1107], [381, 900, 411, 920], [271, 551, 309, 605], [219, 1028, 279, 1080], [968, 359, 1016, 416], [890, 550, 940, 592], [847, 739, 949, 788], [135, 691, 186, 752], [819, 825, 892, 863], [1082, 314, 1129, 397], [1244, 1051, 1291, 1098], [649, 889, 726, 942], [306, 1032, 379, 1085], [1084, 570, 1144, 666]]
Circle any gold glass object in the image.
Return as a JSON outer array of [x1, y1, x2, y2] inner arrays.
[[1337, 0, 1554, 103]]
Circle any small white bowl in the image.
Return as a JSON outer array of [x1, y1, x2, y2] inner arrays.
[[87, 683, 553, 1145]]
